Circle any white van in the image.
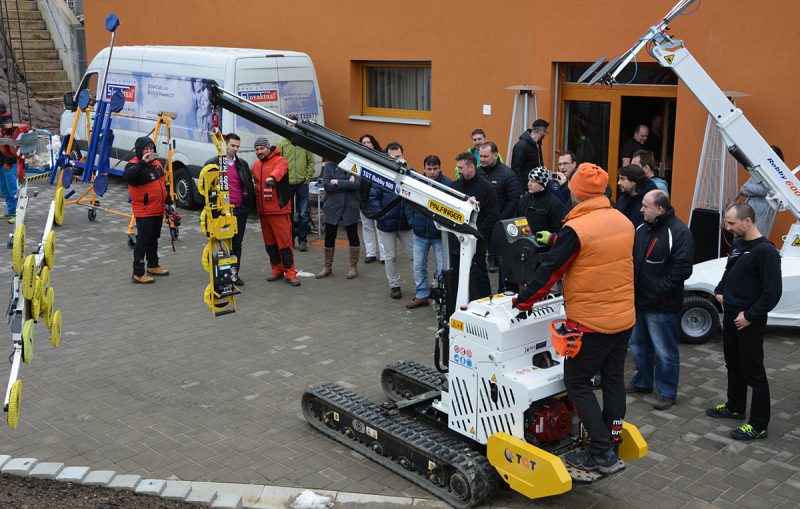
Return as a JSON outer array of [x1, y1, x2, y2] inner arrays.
[[61, 46, 325, 208]]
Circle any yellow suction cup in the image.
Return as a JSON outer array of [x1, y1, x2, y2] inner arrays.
[[30, 276, 42, 320], [43, 230, 56, 270], [43, 287, 55, 327], [22, 319, 34, 363], [39, 265, 50, 293], [198, 164, 219, 198], [202, 244, 212, 273], [12, 224, 25, 273], [50, 309, 62, 348], [21, 254, 36, 300], [54, 187, 65, 225], [7, 379, 21, 429], [200, 209, 208, 234], [203, 284, 229, 313]]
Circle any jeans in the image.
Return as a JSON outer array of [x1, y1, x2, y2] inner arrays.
[[564, 328, 631, 453], [722, 309, 770, 430], [630, 310, 680, 399], [361, 212, 385, 260], [413, 235, 442, 299], [379, 229, 413, 289], [289, 183, 309, 242], [0, 163, 18, 216]]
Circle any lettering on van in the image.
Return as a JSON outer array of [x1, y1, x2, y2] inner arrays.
[[106, 83, 136, 102], [240, 90, 279, 103]]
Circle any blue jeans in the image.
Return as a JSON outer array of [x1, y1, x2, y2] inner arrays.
[[0, 163, 18, 216], [289, 183, 309, 242], [630, 310, 680, 399], [413, 235, 442, 299]]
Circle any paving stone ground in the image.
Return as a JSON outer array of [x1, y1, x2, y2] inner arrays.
[[2, 178, 800, 508]]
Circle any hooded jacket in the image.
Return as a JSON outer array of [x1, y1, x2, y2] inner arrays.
[[511, 129, 544, 191], [633, 208, 694, 313], [252, 146, 292, 215], [124, 136, 168, 217]]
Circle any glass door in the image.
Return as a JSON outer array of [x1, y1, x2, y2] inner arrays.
[[563, 100, 610, 169]]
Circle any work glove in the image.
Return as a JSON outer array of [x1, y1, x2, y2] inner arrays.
[[265, 177, 275, 187], [534, 230, 553, 246]]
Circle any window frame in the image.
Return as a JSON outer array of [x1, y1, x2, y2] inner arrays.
[[360, 62, 431, 120]]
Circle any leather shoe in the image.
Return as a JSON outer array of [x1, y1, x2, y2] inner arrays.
[[406, 298, 430, 309], [286, 277, 301, 286], [147, 266, 170, 276], [625, 383, 653, 394], [267, 273, 284, 282], [132, 274, 155, 284], [653, 396, 676, 410], [364, 256, 377, 264], [390, 287, 402, 299]]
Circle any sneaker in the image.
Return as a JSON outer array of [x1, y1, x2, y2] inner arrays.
[[132, 274, 155, 284], [625, 383, 653, 394], [405, 298, 430, 309], [730, 423, 767, 441], [706, 403, 746, 420], [653, 396, 676, 411], [7, 215, 15, 224], [364, 256, 377, 264], [286, 277, 301, 286], [267, 273, 284, 282], [564, 449, 624, 475], [0, 212, 6, 218], [147, 266, 170, 276], [298, 241, 308, 252], [390, 287, 402, 299]]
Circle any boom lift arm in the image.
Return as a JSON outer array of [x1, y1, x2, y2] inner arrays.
[[208, 85, 482, 306], [580, 0, 800, 257]]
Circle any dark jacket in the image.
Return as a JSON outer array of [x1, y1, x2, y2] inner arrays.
[[369, 184, 412, 232], [480, 160, 520, 220], [124, 136, 169, 218], [321, 161, 361, 226], [451, 173, 498, 256], [409, 172, 453, 239], [204, 154, 255, 210], [516, 186, 564, 234], [615, 179, 657, 226], [633, 209, 694, 313], [714, 236, 782, 322], [511, 129, 544, 191]]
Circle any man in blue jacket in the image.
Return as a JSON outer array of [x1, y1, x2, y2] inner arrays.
[[406, 155, 453, 309], [627, 190, 694, 410]]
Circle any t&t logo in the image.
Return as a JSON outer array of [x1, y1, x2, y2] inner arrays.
[[504, 448, 536, 471]]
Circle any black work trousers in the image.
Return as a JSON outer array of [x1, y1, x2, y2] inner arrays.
[[564, 327, 631, 454], [722, 310, 770, 430], [133, 215, 163, 276], [231, 207, 249, 274]]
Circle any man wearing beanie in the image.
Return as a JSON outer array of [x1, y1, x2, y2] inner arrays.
[[124, 136, 171, 283], [514, 162, 635, 473], [252, 136, 300, 286], [516, 166, 564, 235]]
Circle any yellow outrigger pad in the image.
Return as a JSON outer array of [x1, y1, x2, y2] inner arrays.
[[619, 422, 648, 461], [487, 432, 572, 499]]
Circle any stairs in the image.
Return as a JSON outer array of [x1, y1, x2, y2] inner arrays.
[[1, 0, 73, 107]]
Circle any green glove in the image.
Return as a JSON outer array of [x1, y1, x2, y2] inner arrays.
[[534, 230, 553, 246]]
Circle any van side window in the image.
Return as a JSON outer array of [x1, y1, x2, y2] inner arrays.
[[78, 72, 99, 99]]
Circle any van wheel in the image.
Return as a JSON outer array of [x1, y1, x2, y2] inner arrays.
[[679, 295, 720, 344], [174, 167, 196, 209]]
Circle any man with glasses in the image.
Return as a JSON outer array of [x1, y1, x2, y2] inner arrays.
[[511, 118, 549, 192], [620, 124, 650, 166]]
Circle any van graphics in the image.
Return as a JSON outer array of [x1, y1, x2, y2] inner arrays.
[[106, 73, 221, 143], [236, 81, 320, 132]]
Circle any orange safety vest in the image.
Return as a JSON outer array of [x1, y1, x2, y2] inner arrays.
[[562, 196, 636, 334]]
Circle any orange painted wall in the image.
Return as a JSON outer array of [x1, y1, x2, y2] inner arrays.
[[85, 0, 800, 241]]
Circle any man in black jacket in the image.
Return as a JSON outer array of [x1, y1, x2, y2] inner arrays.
[[480, 141, 520, 281], [451, 152, 498, 300], [708, 203, 782, 441], [517, 166, 564, 237], [204, 133, 255, 285], [511, 119, 549, 191], [615, 164, 656, 226], [627, 190, 694, 410]]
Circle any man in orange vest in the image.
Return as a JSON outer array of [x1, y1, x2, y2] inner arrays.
[[252, 137, 300, 286], [514, 163, 635, 474], [124, 136, 171, 284]]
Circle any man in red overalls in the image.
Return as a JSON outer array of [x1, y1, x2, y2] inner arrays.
[[252, 137, 300, 286]]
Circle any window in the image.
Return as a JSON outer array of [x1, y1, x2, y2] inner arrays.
[[361, 62, 431, 120]]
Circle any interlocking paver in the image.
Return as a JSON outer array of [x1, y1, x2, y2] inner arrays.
[[1, 179, 800, 507]]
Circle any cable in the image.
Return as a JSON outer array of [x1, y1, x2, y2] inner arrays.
[[620, 56, 638, 85], [680, 0, 702, 16]]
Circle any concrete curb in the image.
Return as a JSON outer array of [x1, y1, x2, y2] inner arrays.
[[0, 452, 517, 508]]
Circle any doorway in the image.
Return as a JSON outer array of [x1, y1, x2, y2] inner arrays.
[[619, 96, 676, 187]]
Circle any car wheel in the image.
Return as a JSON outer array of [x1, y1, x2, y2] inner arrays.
[[174, 167, 196, 209], [679, 294, 720, 344]]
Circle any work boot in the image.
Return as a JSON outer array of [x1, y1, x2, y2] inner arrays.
[[286, 277, 301, 286], [390, 287, 402, 299], [316, 247, 334, 279], [652, 396, 676, 411], [406, 298, 430, 309], [147, 266, 170, 276], [267, 270, 284, 282], [132, 274, 155, 284], [347, 247, 359, 279]]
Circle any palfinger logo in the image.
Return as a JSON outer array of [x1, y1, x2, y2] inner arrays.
[[428, 200, 465, 224]]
